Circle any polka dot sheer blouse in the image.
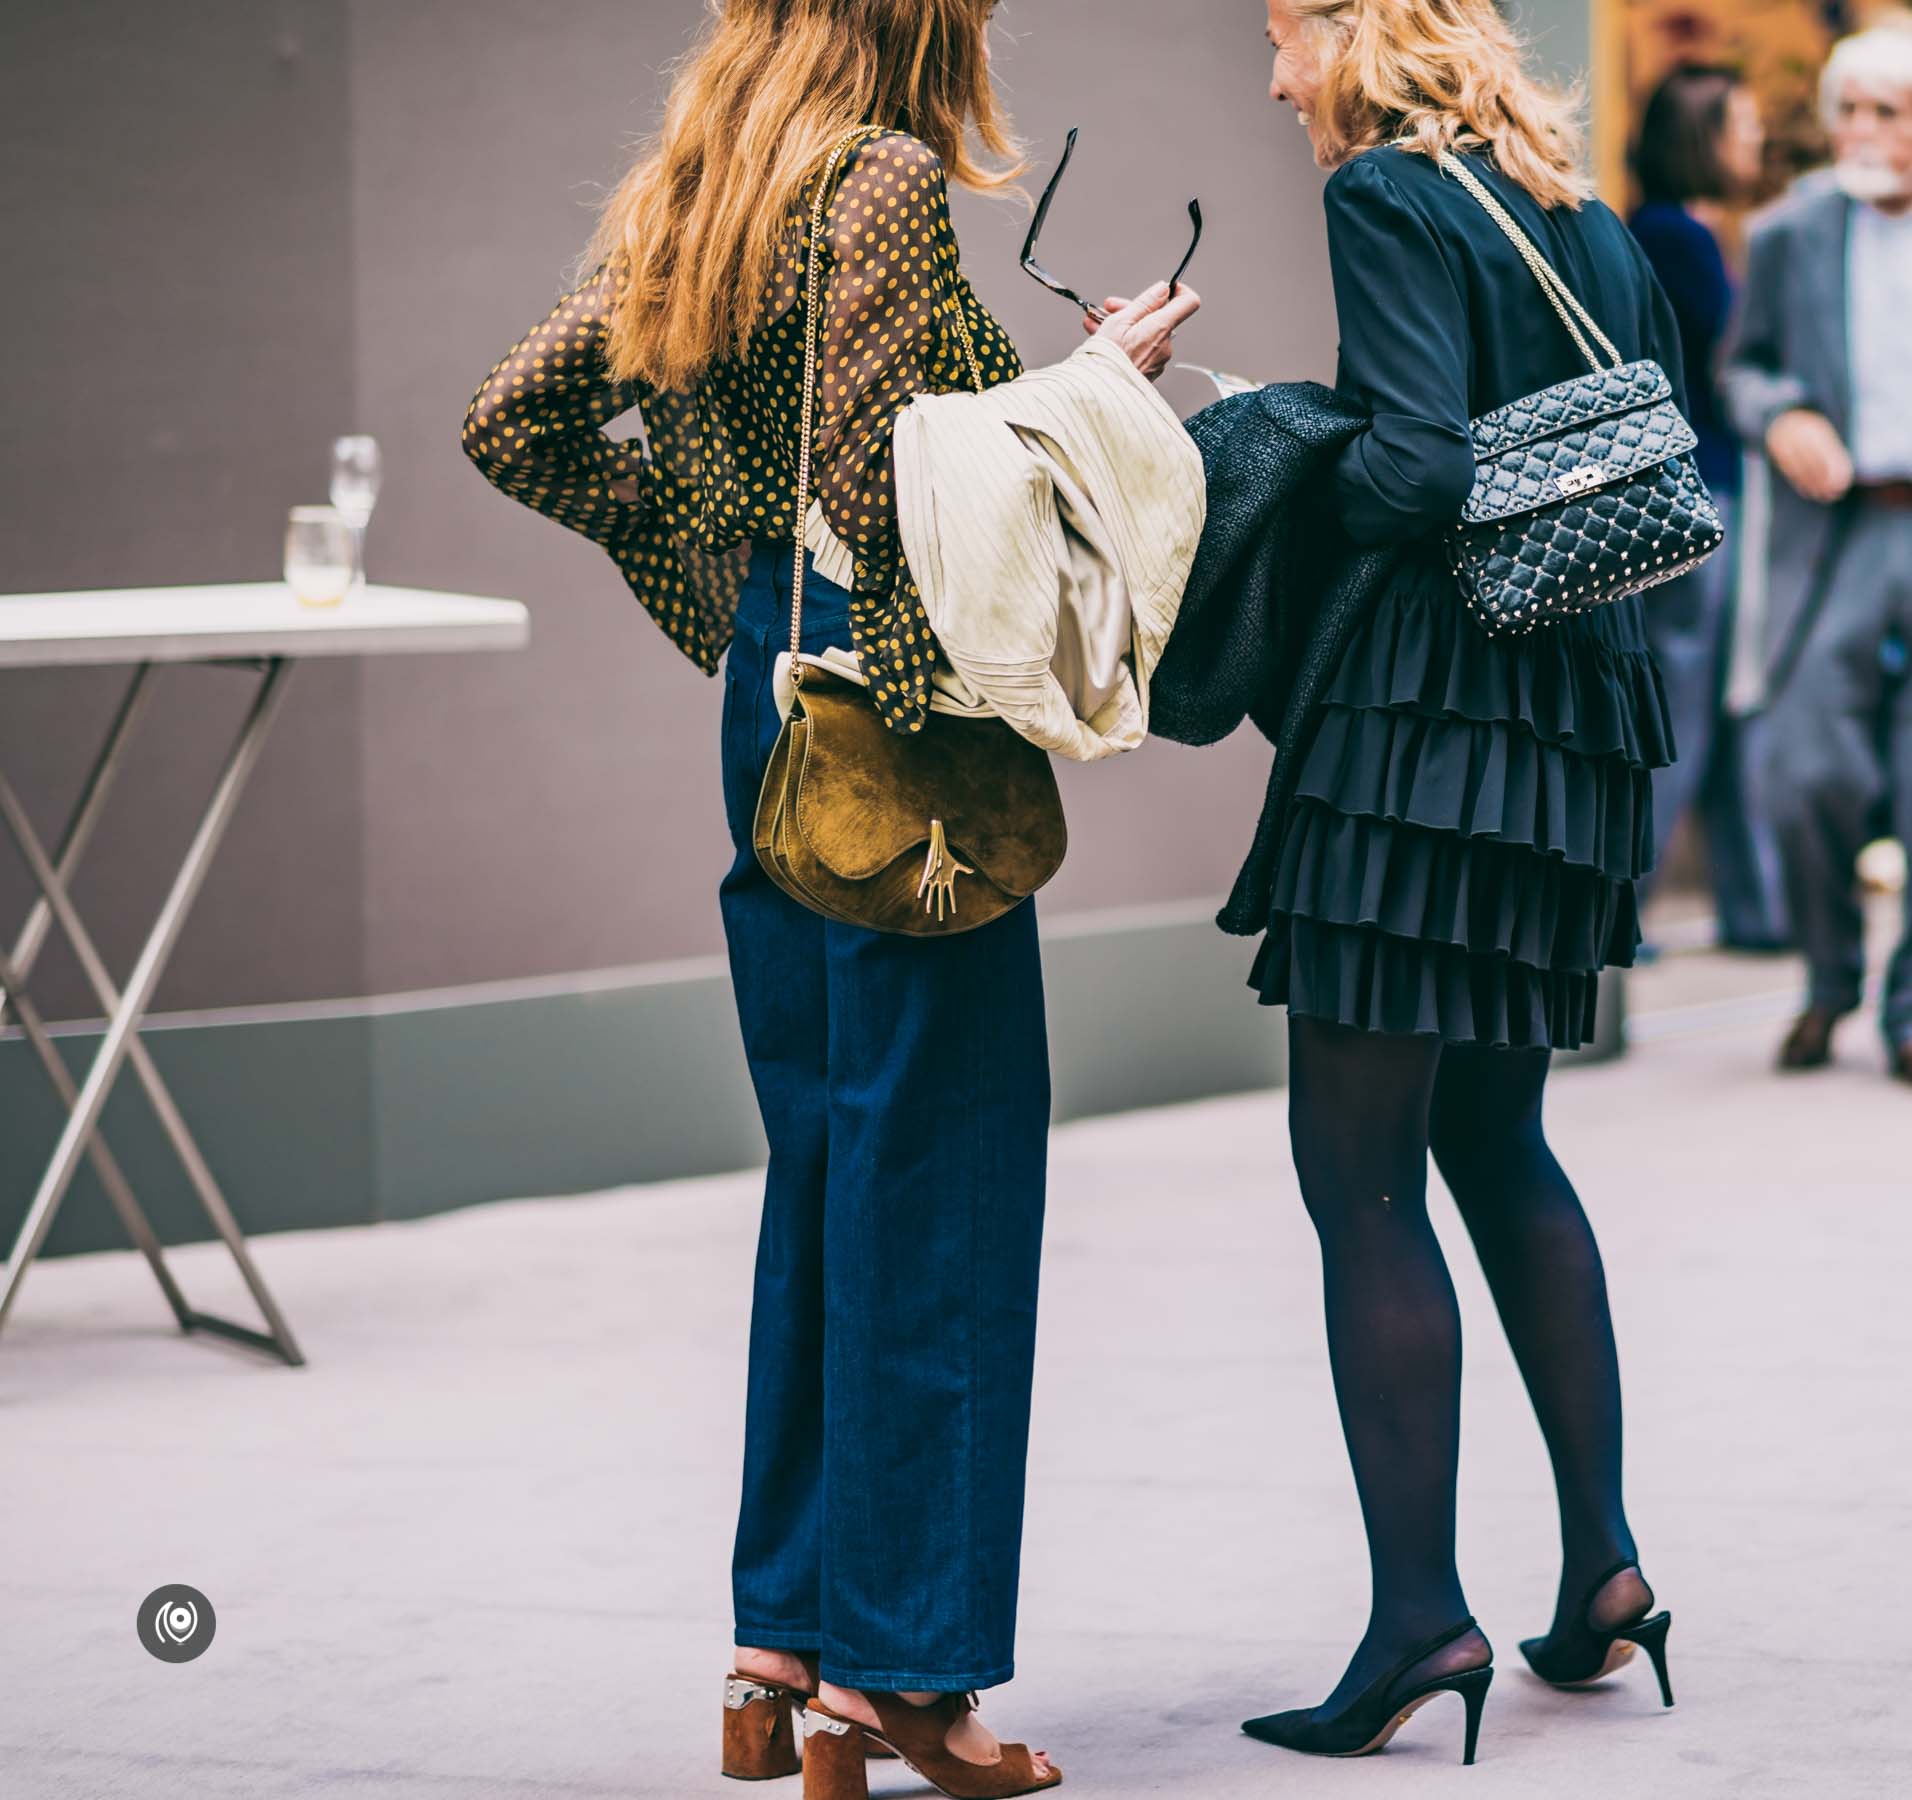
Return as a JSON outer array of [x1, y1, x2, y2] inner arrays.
[[460, 128, 1022, 735]]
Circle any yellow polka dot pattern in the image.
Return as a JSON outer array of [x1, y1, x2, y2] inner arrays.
[[460, 129, 1021, 734]]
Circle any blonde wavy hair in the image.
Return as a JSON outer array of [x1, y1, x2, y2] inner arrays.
[[582, 0, 1020, 392], [1287, 0, 1594, 208]]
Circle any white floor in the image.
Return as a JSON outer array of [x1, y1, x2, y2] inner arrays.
[[2, 1013, 1909, 1799]]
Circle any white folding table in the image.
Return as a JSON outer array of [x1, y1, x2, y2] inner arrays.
[[0, 583, 529, 1365]]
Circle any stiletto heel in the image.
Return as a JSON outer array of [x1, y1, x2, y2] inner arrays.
[[723, 1674, 803, 1781], [800, 1706, 871, 1800], [1243, 1618, 1495, 1763], [1617, 1611, 1674, 1707], [1520, 1562, 1675, 1709], [1454, 1667, 1493, 1766]]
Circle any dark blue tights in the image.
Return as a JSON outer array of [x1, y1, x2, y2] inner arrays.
[[1286, 1017, 1636, 1712]]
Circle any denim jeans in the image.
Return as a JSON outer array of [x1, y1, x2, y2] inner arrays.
[[721, 544, 1052, 1690]]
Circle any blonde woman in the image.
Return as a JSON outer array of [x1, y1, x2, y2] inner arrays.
[[1237, 0, 1681, 1762], [460, 3, 1195, 1795]]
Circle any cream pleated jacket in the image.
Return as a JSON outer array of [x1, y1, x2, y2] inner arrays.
[[789, 332, 1206, 762]]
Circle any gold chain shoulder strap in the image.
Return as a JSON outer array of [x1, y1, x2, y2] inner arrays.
[[1436, 150, 1624, 376], [788, 127, 987, 685], [942, 268, 988, 397]]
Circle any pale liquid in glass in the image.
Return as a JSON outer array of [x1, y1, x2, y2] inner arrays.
[[286, 556, 354, 608]]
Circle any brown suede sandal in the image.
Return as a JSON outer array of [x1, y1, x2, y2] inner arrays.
[[801, 1692, 1061, 1799], [721, 1664, 896, 1780], [723, 1673, 806, 1781]]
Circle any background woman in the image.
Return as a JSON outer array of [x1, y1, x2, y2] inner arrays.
[[460, 3, 1193, 1794], [1629, 65, 1791, 951], [1239, 0, 1682, 1762]]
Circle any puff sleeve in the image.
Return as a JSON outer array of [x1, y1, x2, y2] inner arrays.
[[460, 263, 729, 673], [1323, 157, 1480, 547]]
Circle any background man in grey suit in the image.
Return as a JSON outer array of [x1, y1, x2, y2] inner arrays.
[[1723, 23, 1912, 1085]]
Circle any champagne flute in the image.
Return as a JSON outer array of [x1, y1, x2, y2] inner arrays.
[[284, 505, 356, 609], [329, 434, 382, 588]]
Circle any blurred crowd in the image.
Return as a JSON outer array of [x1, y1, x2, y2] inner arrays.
[[1626, 12, 1912, 1084]]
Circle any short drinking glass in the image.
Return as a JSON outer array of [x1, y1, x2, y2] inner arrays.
[[284, 505, 356, 609]]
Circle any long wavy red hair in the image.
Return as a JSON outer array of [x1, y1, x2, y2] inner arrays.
[[583, 0, 1020, 392]]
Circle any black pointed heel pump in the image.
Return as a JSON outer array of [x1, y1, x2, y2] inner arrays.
[[1519, 1561, 1675, 1708], [1242, 1619, 1495, 1765]]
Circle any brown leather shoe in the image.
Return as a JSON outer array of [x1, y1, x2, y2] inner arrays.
[[1892, 1038, 1912, 1086], [722, 1659, 895, 1781], [1777, 1006, 1846, 1071]]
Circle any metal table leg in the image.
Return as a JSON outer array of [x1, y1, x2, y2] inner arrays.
[[0, 664, 154, 1028], [0, 668, 189, 1311], [0, 657, 306, 1365]]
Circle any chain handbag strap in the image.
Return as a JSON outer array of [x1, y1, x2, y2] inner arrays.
[[787, 127, 986, 687], [1436, 150, 1625, 377]]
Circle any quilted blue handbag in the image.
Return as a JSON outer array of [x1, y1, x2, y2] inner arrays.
[[1439, 151, 1726, 639]]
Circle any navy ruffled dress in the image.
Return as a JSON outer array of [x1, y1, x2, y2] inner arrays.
[[1248, 147, 1685, 1052]]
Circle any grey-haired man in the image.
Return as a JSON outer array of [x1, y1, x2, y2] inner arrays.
[[1723, 24, 1912, 1085]]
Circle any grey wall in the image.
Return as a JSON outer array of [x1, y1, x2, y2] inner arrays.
[[1, 0, 1340, 1018], [0, 1, 368, 1022], [1513, 0, 1594, 80]]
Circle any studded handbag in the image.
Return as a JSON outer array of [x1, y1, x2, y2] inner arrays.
[[751, 128, 1066, 937], [1438, 151, 1725, 639]]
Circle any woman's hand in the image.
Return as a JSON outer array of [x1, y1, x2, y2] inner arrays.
[[1086, 281, 1202, 381]]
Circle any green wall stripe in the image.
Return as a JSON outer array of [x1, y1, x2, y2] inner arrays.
[[1, 911, 1622, 1258]]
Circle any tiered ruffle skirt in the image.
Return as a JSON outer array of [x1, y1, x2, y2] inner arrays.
[[1249, 561, 1675, 1051]]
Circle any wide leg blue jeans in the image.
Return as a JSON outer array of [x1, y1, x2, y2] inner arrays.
[[720, 545, 1052, 1691]]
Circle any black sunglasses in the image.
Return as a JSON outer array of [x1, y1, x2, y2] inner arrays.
[[1020, 127, 1203, 324]]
